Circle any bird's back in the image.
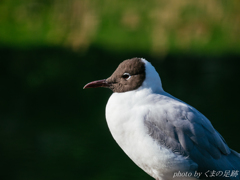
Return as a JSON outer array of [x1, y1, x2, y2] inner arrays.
[[143, 91, 240, 179]]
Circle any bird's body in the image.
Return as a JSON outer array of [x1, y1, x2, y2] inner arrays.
[[106, 89, 198, 180], [84, 58, 240, 180]]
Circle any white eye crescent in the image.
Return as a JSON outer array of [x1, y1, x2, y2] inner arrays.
[[122, 73, 131, 80]]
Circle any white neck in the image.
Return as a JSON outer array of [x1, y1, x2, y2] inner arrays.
[[138, 58, 164, 93]]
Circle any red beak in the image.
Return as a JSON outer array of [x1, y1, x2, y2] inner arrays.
[[83, 79, 110, 89]]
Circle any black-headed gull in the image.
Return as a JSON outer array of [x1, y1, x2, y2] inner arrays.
[[84, 58, 240, 180]]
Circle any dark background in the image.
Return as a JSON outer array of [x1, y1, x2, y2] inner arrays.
[[1, 1, 240, 180]]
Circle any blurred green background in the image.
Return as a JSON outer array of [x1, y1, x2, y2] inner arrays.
[[1, 0, 240, 180]]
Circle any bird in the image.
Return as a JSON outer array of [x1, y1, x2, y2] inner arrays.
[[83, 57, 240, 180]]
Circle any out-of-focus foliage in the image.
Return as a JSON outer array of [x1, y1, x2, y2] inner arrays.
[[1, 0, 240, 55]]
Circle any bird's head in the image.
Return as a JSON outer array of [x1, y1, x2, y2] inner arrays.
[[83, 58, 163, 93]]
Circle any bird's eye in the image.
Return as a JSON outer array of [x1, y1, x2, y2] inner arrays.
[[122, 73, 131, 80]]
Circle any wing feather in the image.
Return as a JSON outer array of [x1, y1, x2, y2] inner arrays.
[[143, 96, 240, 175]]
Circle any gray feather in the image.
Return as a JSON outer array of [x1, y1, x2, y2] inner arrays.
[[144, 95, 240, 179]]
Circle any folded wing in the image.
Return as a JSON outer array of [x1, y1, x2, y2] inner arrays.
[[144, 97, 240, 179]]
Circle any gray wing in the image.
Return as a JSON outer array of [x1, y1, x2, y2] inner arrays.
[[144, 100, 240, 178]]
